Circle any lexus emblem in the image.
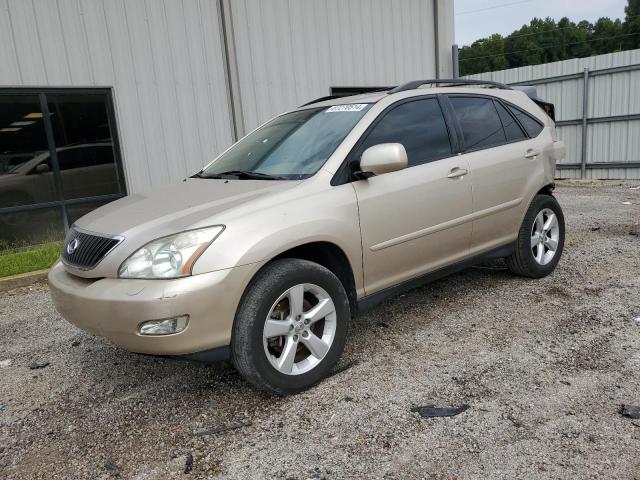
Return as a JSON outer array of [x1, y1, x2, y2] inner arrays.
[[66, 238, 80, 255]]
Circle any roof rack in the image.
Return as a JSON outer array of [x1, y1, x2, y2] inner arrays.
[[300, 87, 392, 107], [388, 79, 511, 94], [299, 95, 344, 107]]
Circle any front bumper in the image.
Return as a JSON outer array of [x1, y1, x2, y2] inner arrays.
[[48, 261, 259, 356]]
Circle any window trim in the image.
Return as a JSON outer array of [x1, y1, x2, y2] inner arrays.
[[0, 87, 127, 231], [492, 99, 527, 142], [503, 101, 545, 139], [330, 94, 459, 186]]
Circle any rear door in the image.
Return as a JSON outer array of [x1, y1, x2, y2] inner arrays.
[[447, 95, 542, 255], [350, 96, 473, 295]]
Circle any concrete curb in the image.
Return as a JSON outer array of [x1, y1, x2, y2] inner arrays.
[[0, 269, 49, 293]]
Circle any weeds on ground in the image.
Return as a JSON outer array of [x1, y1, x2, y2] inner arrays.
[[0, 241, 61, 277]]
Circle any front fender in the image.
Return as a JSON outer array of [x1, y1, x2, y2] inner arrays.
[[191, 183, 363, 294]]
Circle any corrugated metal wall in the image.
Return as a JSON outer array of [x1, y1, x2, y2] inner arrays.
[[0, 0, 454, 193], [0, 0, 234, 193], [464, 49, 640, 180], [229, 0, 450, 132]]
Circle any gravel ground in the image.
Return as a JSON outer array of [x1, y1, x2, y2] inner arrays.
[[1, 181, 639, 480]]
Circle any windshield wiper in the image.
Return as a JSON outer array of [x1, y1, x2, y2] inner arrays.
[[199, 170, 286, 180]]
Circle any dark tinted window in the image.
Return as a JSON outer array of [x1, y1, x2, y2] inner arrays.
[[358, 98, 451, 167], [0, 95, 58, 208], [0, 90, 124, 251], [495, 101, 526, 142], [57, 148, 85, 170], [0, 207, 64, 244], [47, 94, 121, 200], [450, 96, 506, 150], [507, 105, 544, 137]]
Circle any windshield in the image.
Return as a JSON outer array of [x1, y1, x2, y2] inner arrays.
[[200, 104, 373, 179]]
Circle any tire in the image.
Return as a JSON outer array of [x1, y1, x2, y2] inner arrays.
[[231, 258, 350, 395], [506, 194, 565, 278]]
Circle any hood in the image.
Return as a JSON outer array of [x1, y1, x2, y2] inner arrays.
[[76, 178, 302, 237]]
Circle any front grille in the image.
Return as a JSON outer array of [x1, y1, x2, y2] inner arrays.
[[61, 227, 123, 270]]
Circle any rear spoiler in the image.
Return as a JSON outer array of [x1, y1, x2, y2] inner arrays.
[[511, 85, 555, 121]]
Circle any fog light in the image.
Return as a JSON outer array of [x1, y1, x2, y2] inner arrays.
[[139, 315, 189, 336]]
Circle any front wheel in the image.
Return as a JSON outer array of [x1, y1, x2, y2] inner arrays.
[[506, 194, 565, 278], [231, 259, 350, 395]]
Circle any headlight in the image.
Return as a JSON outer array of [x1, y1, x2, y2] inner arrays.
[[118, 226, 224, 279]]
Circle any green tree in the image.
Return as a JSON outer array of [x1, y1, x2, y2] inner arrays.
[[459, 34, 507, 75], [558, 18, 591, 59], [502, 19, 549, 68], [592, 17, 624, 54], [458, 0, 640, 76], [623, 0, 640, 49]]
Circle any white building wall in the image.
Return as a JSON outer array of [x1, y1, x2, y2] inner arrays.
[[0, 0, 234, 193], [464, 49, 640, 180], [229, 0, 454, 132], [0, 0, 454, 192]]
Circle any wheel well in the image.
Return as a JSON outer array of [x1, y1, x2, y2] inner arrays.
[[537, 183, 555, 196], [272, 242, 358, 314]]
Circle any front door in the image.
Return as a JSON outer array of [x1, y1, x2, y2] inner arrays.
[[350, 97, 473, 295]]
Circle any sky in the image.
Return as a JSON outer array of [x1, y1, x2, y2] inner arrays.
[[455, 0, 628, 46]]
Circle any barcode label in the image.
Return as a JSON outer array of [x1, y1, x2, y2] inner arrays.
[[326, 104, 368, 112]]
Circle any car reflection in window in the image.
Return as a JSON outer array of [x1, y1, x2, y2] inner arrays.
[[0, 143, 120, 208]]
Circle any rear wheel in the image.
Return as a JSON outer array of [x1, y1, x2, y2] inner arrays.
[[231, 259, 350, 395], [506, 194, 565, 278]]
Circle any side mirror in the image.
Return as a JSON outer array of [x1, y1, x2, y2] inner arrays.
[[357, 143, 408, 178], [35, 163, 50, 174]]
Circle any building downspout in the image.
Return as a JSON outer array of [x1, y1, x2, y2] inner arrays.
[[433, 0, 440, 79], [452, 44, 459, 78], [217, 0, 245, 140]]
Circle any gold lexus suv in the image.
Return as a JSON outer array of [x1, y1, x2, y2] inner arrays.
[[49, 80, 566, 394]]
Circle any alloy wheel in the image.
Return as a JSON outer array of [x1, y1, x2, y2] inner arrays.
[[262, 283, 337, 375], [530, 207, 560, 265]]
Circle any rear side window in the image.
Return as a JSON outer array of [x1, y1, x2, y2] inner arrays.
[[358, 98, 452, 167], [449, 96, 506, 150], [494, 101, 526, 142], [507, 105, 544, 138]]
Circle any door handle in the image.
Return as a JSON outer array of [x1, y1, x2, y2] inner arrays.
[[447, 167, 468, 179], [524, 149, 540, 159]]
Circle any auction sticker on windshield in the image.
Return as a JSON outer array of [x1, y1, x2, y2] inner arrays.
[[326, 104, 369, 112]]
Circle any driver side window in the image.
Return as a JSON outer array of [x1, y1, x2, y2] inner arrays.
[[357, 98, 452, 168]]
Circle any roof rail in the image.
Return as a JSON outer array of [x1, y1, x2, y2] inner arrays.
[[300, 87, 392, 107], [388, 79, 511, 94], [299, 95, 344, 107]]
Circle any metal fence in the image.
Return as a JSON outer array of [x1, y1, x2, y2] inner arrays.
[[463, 49, 640, 179]]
